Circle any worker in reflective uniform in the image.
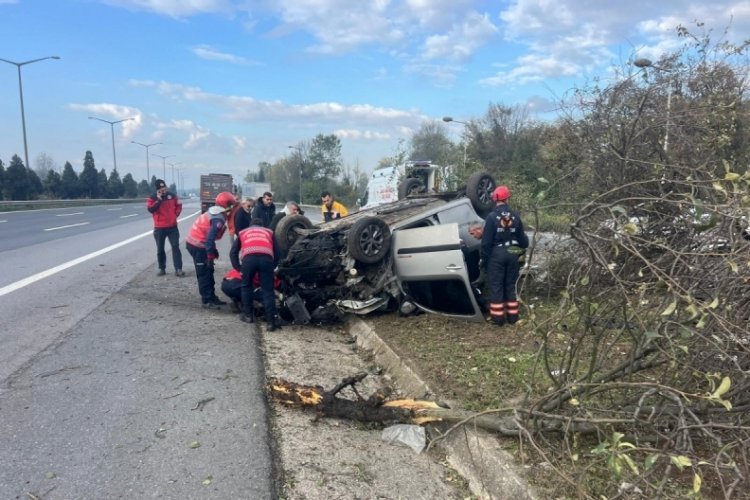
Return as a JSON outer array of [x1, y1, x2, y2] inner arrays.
[[480, 185, 529, 326], [185, 191, 236, 309], [230, 217, 281, 331]]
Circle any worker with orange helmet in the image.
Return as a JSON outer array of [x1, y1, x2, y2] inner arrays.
[[480, 185, 529, 326], [185, 191, 237, 309]]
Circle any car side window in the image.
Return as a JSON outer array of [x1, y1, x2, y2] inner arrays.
[[402, 279, 476, 315]]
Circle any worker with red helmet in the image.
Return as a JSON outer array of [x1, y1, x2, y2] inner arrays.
[[230, 217, 282, 331], [480, 185, 529, 326], [185, 191, 236, 309]]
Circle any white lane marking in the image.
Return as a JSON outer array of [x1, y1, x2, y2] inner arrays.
[[0, 211, 199, 298], [0, 220, 7, 224], [107, 207, 123, 211], [56, 212, 84, 217], [44, 222, 91, 231], [120, 214, 139, 219]]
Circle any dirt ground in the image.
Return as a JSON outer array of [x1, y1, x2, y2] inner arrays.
[[260, 319, 473, 499]]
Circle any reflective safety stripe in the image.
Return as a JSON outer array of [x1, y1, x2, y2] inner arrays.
[[489, 302, 505, 318], [506, 301, 519, 315]]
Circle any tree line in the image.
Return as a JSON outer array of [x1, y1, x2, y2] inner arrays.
[[0, 150, 167, 201]]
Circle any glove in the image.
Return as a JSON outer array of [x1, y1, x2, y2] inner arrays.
[[207, 250, 219, 260]]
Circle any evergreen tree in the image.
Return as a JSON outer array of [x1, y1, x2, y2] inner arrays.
[[60, 161, 80, 199], [97, 169, 108, 198], [0, 160, 5, 200], [27, 168, 43, 199], [44, 169, 62, 198], [122, 173, 138, 198], [5, 155, 30, 200], [107, 169, 124, 198], [137, 179, 151, 197], [79, 151, 98, 198]]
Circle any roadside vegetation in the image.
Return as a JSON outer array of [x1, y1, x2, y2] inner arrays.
[[377, 25, 750, 499]]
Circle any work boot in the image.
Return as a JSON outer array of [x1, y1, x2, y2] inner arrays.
[[239, 312, 255, 324], [507, 314, 519, 325], [493, 317, 506, 327], [229, 300, 241, 314], [209, 296, 227, 306], [175, 269, 186, 277], [267, 317, 282, 332], [202, 302, 221, 310], [157, 269, 166, 276]]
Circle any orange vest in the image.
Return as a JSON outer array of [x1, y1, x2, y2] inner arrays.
[[186, 212, 226, 248], [224, 268, 242, 281], [238, 226, 274, 260]]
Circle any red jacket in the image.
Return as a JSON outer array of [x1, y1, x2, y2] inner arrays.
[[147, 192, 182, 228]]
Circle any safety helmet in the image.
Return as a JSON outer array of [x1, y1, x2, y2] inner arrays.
[[215, 191, 237, 210], [492, 185, 511, 202]]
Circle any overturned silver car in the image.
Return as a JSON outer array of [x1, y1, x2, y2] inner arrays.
[[274, 171, 496, 323]]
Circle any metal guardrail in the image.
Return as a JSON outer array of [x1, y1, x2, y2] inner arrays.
[[0, 199, 143, 212]]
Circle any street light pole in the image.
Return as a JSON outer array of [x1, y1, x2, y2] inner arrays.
[[168, 162, 182, 187], [88, 116, 134, 172], [152, 154, 175, 181], [0, 56, 61, 169], [288, 145, 303, 204], [633, 58, 673, 153], [442, 116, 468, 169], [131, 141, 162, 184]]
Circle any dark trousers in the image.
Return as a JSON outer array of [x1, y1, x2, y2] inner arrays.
[[186, 243, 216, 303], [154, 226, 183, 271], [222, 278, 264, 303], [488, 246, 520, 303], [240, 255, 276, 320]]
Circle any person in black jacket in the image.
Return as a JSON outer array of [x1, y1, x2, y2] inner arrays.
[[233, 197, 255, 236], [480, 185, 529, 326], [250, 191, 276, 228]]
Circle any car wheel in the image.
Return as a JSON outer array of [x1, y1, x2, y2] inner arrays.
[[466, 171, 496, 216], [398, 177, 424, 200], [347, 216, 392, 264], [274, 214, 313, 253]]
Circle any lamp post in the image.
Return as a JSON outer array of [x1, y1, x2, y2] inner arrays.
[[633, 58, 673, 153], [0, 55, 61, 169], [88, 116, 134, 173], [152, 154, 175, 180], [442, 116, 468, 169], [168, 162, 182, 187], [288, 145, 303, 204], [131, 141, 162, 183]]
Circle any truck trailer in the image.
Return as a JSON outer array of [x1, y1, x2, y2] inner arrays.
[[200, 173, 234, 213]]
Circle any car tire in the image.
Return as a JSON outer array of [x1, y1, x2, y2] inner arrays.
[[275, 214, 313, 253], [347, 216, 392, 264], [466, 171, 496, 216], [398, 177, 424, 200]]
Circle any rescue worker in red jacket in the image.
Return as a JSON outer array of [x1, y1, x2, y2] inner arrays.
[[185, 191, 236, 309], [230, 217, 282, 331], [221, 268, 282, 314], [146, 179, 184, 276], [480, 186, 529, 326]]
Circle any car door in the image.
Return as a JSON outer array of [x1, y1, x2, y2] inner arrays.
[[392, 223, 485, 322]]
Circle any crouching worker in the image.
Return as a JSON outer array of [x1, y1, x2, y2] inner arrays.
[[480, 185, 529, 326], [185, 191, 236, 309], [221, 269, 282, 314], [230, 217, 282, 331]]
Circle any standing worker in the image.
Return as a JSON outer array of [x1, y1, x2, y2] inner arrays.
[[147, 179, 185, 276], [320, 191, 348, 222], [185, 191, 236, 309], [251, 191, 276, 228], [480, 186, 529, 326], [230, 217, 282, 331]]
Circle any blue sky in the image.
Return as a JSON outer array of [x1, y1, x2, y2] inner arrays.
[[0, 0, 747, 190]]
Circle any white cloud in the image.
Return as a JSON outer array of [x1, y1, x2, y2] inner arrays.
[[103, 0, 234, 18], [421, 12, 498, 62], [68, 103, 143, 138], [191, 45, 258, 65], [129, 79, 423, 125], [333, 129, 392, 140], [155, 118, 245, 152]]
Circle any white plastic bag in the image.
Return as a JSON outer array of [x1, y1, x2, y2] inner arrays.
[[381, 424, 426, 454]]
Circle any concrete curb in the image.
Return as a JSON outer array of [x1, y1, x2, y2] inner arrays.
[[348, 317, 538, 500]]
